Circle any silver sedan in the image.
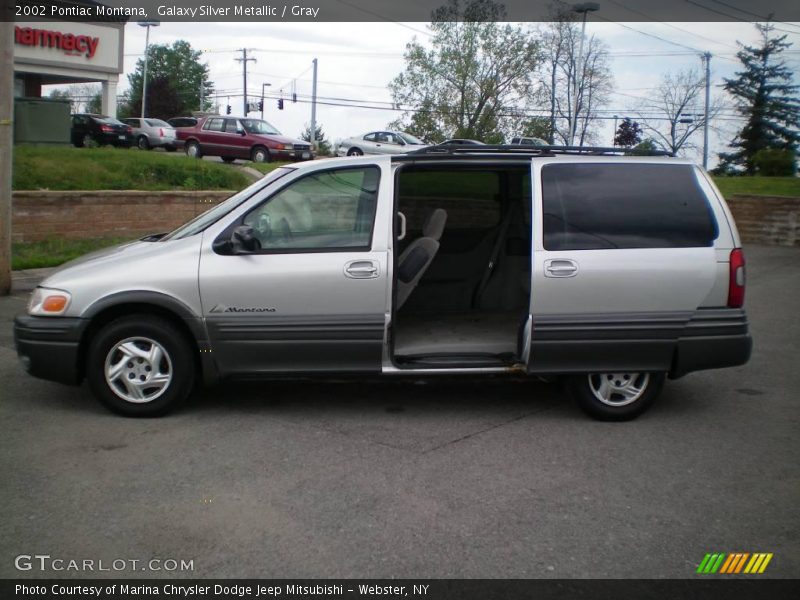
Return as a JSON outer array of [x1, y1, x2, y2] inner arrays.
[[122, 118, 179, 151], [336, 130, 428, 156]]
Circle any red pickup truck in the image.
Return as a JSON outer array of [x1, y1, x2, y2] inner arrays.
[[176, 116, 314, 163]]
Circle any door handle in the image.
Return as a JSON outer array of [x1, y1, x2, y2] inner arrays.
[[344, 260, 380, 279], [544, 259, 579, 278]]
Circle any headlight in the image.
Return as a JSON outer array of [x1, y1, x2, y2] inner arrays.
[[28, 287, 72, 316], [281, 143, 293, 150]]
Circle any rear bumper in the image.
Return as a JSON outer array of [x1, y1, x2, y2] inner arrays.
[[14, 315, 88, 385], [670, 333, 752, 378]]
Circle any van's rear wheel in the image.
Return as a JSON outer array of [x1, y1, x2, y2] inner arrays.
[[86, 315, 195, 417], [567, 372, 665, 421]]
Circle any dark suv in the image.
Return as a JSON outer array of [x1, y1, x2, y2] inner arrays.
[[179, 116, 313, 163], [71, 114, 133, 148]]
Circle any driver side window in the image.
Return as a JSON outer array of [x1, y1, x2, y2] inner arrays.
[[243, 166, 381, 252]]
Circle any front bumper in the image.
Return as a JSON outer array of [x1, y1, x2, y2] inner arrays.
[[14, 315, 88, 385], [273, 148, 314, 161]]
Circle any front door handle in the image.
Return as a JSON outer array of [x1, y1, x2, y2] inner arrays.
[[344, 260, 380, 279], [544, 259, 579, 278]]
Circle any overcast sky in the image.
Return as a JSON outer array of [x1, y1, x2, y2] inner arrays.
[[51, 19, 800, 165]]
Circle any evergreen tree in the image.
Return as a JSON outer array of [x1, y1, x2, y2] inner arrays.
[[300, 123, 332, 156], [614, 117, 642, 147], [719, 23, 799, 174]]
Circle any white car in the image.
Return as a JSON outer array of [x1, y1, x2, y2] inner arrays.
[[336, 131, 428, 156]]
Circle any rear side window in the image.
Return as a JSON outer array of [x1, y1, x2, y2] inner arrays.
[[541, 163, 717, 250]]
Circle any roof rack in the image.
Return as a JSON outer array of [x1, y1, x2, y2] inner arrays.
[[405, 144, 674, 158]]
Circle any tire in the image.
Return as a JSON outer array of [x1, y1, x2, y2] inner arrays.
[[86, 315, 195, 417], [566, 372, 665, 421], [221, 156, 237, 163], [137, 135, 150, 150], [185, 140, 202, 159], [251, 146, 270, 163], [347, 147, 363, 156]]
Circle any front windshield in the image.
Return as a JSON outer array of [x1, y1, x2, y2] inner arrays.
[[241, 119, 281, 135], [161, 167, 295, 240], [398, 132, 425, 145]]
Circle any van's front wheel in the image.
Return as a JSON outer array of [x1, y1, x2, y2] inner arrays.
[[567, 372, 665, 421], [86, 316, 195, 417]]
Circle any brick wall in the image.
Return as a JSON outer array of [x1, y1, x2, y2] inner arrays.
[[726, 195, 800, 248], [11, 190, 234, 243]]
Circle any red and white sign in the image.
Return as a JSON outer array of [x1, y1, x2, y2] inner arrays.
[[15, 26, 99, 59]]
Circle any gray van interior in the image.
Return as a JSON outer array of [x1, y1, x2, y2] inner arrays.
[[393, 165, 531, 365]]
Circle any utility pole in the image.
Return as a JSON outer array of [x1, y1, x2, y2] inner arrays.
[[702, 52, 711, 170], [569, 3, 599, 146], [235, 49, 256, 116], [0, 19, 12, 295], [310, 58, 318, 150]]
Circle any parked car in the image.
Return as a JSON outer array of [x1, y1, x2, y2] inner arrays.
[[510, 136, 548, 146], [14, 147, 751, 420], [439, 139, 485, 146], [167, 116, 198, 129], [122, 117, 178, 151], [177, 116, 313, 163], [336, 131, 429, 156], [70, 114, 133, 148]]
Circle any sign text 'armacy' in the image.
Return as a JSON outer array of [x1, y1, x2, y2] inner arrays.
[[14, 27, 100, 59]]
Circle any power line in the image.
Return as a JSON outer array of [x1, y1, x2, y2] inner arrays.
[[685, 0, 800, 34], [605, 0, 739, 49]]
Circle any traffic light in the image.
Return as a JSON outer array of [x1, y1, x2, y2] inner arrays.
[[258, 100, 263, 112], [226, 105, 231, 115], [277, 98, 284, 110]]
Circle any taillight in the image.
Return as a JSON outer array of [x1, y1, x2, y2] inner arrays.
[[101, 124, 113, 133], [159, 128, 164, 137], [728, 248, 746, 308]]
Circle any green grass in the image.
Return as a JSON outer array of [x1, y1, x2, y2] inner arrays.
[[12, 236, 135, 270], [712, 176, 800, 199], [13, 145, 250, 191], [248, 161, 292, 174]]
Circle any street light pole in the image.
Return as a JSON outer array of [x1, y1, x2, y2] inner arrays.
[[702, 52, 712, 170], [261, 82, 271, 120], [138, 21, 160, 119], [569, 2, 598, 147]]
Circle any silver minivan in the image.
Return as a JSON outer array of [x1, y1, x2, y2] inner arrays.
[[14, 146, 751, 420]]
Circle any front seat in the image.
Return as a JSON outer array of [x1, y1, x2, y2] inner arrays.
[[396, 209, 447, 309]]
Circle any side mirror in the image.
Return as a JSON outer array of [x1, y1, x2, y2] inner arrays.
[[231, 225, 260, 253]]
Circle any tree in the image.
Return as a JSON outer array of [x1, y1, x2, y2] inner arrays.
[[47, 83, 101, 113], [300, 123, 332, 156], [512, 116, 551, 142], [125, 40, 213, 120], [614, 117, 642, 147], [538, 11, 613, 147], [719, 23, 799, 174], [388, 0, 541, 143], [636, 69, 722, 155]]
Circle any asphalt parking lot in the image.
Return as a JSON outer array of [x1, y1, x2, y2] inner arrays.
[[0, 245, 798, 579]]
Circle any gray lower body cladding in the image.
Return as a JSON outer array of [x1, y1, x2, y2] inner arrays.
[[205, 315, 386, 375], [529, 308, 751, 377]]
